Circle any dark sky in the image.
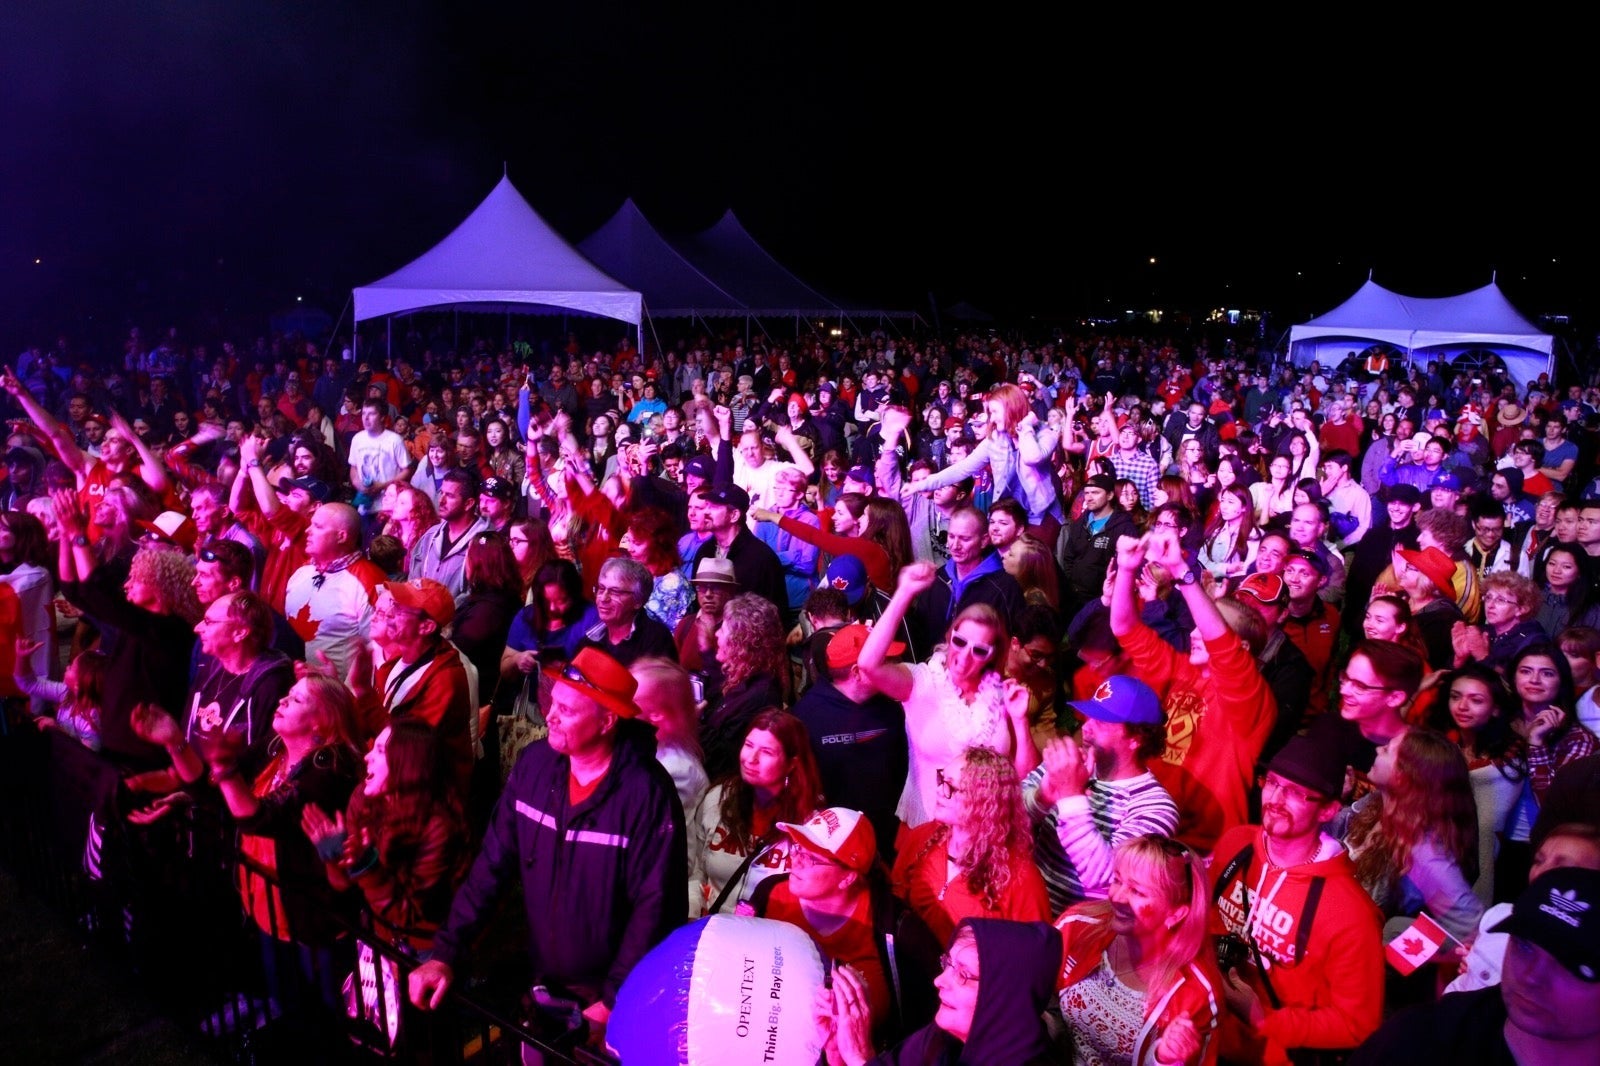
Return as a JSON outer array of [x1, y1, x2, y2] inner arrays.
[[5, 4, 1594, 350]]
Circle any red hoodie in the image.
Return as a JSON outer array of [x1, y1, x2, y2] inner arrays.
[[1120, 622, 1276, 853], [1208, 826, 1384, 1066]]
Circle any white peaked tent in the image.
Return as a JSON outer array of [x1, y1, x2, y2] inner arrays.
[[1288, 279, 1554, 391], [353, 175, 642, 330]]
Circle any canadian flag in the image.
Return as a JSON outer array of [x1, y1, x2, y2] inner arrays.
[[1385, 913, 1456, 976]]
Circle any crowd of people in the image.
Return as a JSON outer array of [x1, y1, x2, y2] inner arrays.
[[4, 328, 1600, 1065]]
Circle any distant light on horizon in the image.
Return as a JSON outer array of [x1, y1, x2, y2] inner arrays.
[[1148, 257, 1157, 265], [34, 258, 41, 264]]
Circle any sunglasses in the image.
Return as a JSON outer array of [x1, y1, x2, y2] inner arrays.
[[949, 633, 993, 659]]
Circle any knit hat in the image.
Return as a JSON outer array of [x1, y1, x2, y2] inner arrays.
[[1265, 734, 1345, 801]]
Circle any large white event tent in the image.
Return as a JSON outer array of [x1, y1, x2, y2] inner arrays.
[[353, 175, 642, 346], [1288, 278, 1554, 391]]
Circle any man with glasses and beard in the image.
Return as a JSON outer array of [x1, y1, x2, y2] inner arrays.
[[1210, 735, 1384, 1066]]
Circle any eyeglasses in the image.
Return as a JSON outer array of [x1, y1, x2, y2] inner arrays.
[[949, 633, 992, 659], [1259, 773, 1324, 806], [1338, 671, 1395, 695], [935, 768, 962, 800], [788, 848, 842, 871], [1483, 594, 1520, 607], [938, 953, 979, 985], [594, 584, 636, 601]]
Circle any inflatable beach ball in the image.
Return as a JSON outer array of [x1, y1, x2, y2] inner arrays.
[[609, 915, 827, 1065]]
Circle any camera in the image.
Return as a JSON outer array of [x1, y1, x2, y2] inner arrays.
[[1216, 933, 1254, 974]]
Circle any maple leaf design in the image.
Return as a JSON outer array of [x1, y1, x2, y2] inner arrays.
[[290, 601, 322, 642], [1396, 934, 1426, 958]]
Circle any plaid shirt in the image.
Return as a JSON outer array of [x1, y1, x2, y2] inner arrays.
[[1110, 448, 1161, 508]]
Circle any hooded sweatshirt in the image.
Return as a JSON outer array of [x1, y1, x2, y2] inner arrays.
[[870, 917, 1061, 1066], [1208, 826, 1384, 1066]]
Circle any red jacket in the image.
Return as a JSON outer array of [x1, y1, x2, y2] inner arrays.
[[1121, 622, 1276, 853], [371, 640, 475, 792], [1055, 907, 1223, 1066], [1208, 826, 1384, 1066]]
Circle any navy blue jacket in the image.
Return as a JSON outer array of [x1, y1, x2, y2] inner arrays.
[[430, 719, 687, 1009]]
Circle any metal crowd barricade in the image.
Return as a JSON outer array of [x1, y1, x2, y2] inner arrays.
[[0, 724, 608, 1066]]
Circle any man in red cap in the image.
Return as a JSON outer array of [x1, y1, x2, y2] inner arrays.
[[1235, 571, 1317, 757], [792, 625, 910, 861], [411, 647, 687, 1053], [361, 578, 475, 792], [750, 807, 941, 1048]]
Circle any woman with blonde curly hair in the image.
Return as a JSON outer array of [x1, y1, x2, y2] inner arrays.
[[1341, 727, 1484, 944], [56, 483, 201, 764], [891, 746, 1050, 944], [700, 593, 788, 781]]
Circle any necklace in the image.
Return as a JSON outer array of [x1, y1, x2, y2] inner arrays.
[[1264, 833, 1320, 869]]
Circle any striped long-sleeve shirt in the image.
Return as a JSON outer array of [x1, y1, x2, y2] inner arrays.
[[1021, 765, 1179, 914]]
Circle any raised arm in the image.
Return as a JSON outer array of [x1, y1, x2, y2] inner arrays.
[[855, 562, 934, 702], [236, 434, 280, 518], [1108, 533, 1148, 638], [110, 410, 171, 495], [1, 366, 87, 476], [1146, 526, 1229, 643]]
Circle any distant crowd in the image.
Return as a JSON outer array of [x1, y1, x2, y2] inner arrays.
[[3, 325, 1599, 1065]]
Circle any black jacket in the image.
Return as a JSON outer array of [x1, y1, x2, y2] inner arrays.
[[907, 553, 1025, 662], [1056, 507, 1139, 600], [430, 719, 688, 1009], [693, 527, 790, 622], [792, 678, 908, 860]]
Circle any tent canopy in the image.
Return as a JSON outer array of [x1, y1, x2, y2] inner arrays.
[[354, 176, 641, 326], [1288, 279, 1553, 391], [667, 210, 845, 318], [577, 200, 748, 318]]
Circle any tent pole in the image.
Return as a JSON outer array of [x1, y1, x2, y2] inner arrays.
[[386, 317, 392, 360]]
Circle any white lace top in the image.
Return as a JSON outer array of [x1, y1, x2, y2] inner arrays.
[[896, 651, 1010, 828], [1059, 955, 1145, 1066]]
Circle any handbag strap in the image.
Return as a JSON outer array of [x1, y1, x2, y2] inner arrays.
[[707, 829, 779, 916]]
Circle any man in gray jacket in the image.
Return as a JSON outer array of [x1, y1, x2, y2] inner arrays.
[[407, 468, 487, 602]]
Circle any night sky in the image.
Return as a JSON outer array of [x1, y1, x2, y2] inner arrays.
[[5, 5, 1594, 350]]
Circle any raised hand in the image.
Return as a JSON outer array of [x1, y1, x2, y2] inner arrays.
[[300, 805, 348, 863], [50, 487, 86, 538], [1114, 533, 1148, 571], [127, 792, 193, 826], [1528, 706, 1567, 748], [896, 561, 939, 596], [129, 702, 183, 747], [1039, 734, 1091, 803], [0, 366, 24, 396], [1001, 677, 1032, 722]]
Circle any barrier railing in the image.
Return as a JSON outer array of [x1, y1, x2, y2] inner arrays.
[[0, 723, 611, 1065]]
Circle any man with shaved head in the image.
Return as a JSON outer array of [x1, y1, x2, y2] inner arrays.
[[283, 501, 387, 678]]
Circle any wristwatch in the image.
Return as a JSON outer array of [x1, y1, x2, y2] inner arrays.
[[72, 533, 90, 547], [1174, 568, 1199, 587]]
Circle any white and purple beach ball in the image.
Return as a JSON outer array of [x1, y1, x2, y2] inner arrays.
[[609, 915, 827, 1065]]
